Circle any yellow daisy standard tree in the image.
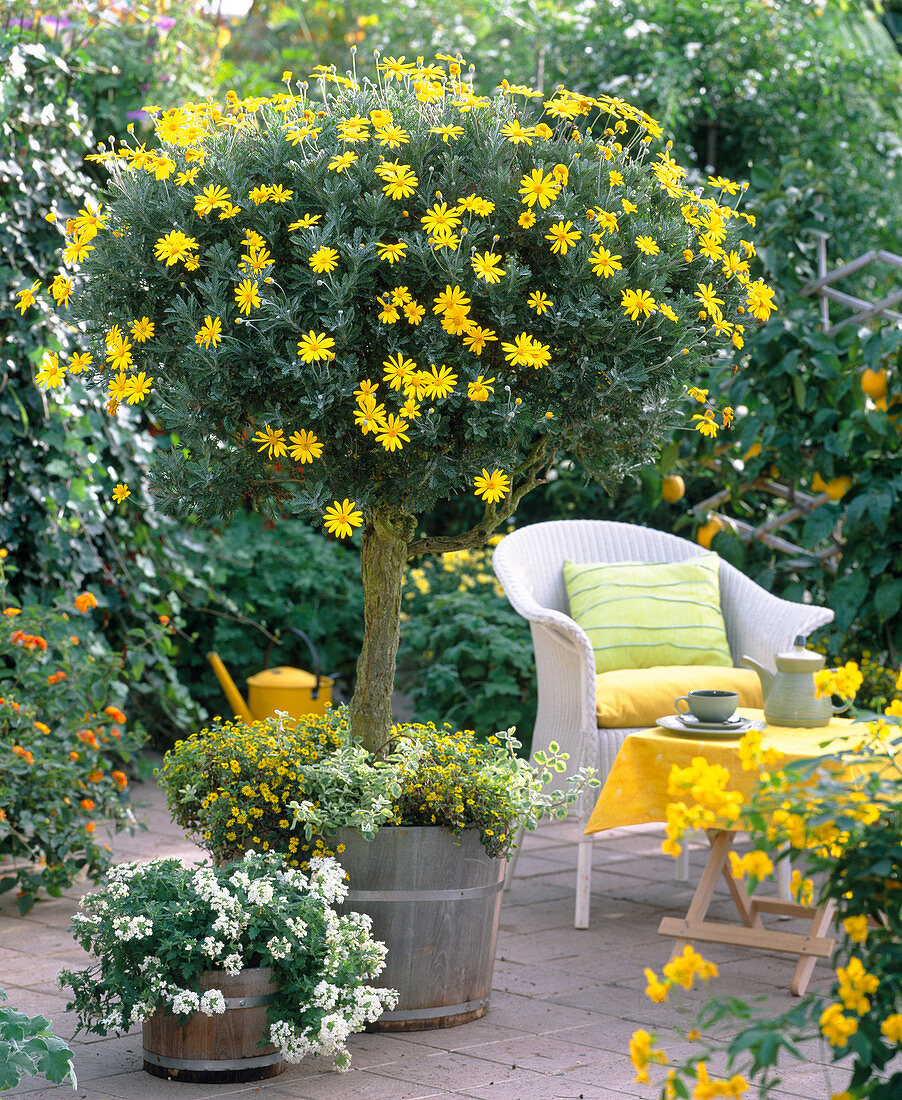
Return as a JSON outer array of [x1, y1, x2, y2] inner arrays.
[[36, 54, 774, 752]]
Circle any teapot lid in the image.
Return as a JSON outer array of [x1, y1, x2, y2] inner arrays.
[[774, 636, 826, 673]]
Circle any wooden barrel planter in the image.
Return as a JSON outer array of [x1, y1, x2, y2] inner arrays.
[[335, 826, 505, 1031], [142, 966, 285, 1083]]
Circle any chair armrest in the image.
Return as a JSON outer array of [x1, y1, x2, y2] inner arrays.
[[720, 568, 835, 670]]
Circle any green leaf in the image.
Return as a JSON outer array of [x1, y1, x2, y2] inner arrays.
[[874, 579, 902, 622], [828, 572, 870, 632], [801, 503, 840, 547]]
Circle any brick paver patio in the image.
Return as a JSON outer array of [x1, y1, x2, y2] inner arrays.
[[1, 765, 851, 1099]]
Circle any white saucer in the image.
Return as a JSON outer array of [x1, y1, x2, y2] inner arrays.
[[656, 714, 761, 739], [675, 712, 745, 730]]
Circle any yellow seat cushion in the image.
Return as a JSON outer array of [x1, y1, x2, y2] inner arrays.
[[595, 665, 763, 728]]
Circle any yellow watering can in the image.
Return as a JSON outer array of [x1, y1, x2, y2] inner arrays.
[[207, 628, 333, 724]]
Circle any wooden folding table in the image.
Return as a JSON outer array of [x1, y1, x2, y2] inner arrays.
[[585, 710, 862, 996]]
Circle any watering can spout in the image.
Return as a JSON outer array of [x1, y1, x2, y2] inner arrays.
[[740, 655, 773, 702], [207, 652, 255, 724]]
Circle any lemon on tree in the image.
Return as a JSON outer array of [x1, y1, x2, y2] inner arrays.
[[696, 516, 726, 549], [661, 474, 685, 503], [811, 472, 852, 501], [860, 368, 888, 401]]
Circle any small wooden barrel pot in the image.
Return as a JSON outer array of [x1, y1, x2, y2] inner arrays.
[[142, 967, 285, 1083], [336, 826, 505, 1031]]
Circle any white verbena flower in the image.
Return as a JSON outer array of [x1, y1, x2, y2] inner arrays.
[[287, 916, 308, 938], [201, 936, 224, 958], [267, 936, 291, 960], [170, 989, 200, 1015], [246, 880, 274, 906], [199, 989, 227, 1016], [112, 915, 153, 941], [222, 953, 244, 976]]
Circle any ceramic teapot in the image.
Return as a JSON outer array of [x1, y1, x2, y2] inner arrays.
[[741, 637, 848, 728]]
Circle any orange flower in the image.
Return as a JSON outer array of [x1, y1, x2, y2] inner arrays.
[[69, 635, 80, 645], [87, 769, 103, 783], [0, 808, 6, 821], [34, 722, 50, 734], [104, 706, 126, 724], [74, 592, 98, 613], [2, 607, 21, 617], [69, 750, 79, 761], [47, 670, 67, 685], [80, 798, 96, 811], [85, 821, 96, 834], [77, 729, 100, 749], [158, 615, 171, 625], [12, 746, 34, 765], [112, 770, 128, 790]]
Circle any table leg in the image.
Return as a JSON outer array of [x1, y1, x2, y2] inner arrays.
[[721, 857, 765, 931], [658, 831, 836, 993], [790, 898, 837, 997], [663, 830, 733, 959]]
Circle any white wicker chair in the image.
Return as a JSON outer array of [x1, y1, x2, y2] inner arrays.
[[492, 519, 835, 929]]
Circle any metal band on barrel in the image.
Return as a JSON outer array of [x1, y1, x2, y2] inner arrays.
[[221, 993, 274, 1008], [346, 881, 503, 903], [142, 1050, 282, 1071], [378, 996, 490, 1021]]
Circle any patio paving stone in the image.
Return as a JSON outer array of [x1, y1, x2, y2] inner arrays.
[[0, 769, 850, 1099]]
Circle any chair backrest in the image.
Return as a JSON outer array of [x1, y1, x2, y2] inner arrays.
[[494, 519, 712, 614]]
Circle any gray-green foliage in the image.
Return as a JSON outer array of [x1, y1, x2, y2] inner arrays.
[[0, 990, 76, 1092]]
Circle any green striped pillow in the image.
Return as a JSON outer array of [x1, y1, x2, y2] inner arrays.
[[563, 554, 733, 674]]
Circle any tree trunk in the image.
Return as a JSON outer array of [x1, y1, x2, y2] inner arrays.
[[347, 508, 412, 753]]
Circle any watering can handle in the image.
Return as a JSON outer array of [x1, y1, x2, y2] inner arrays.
[[266, 627, 323, 700]]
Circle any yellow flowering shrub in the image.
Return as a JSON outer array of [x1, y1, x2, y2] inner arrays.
[[637, 662, 902, 1099], [38, 58, 769, 520], [28, 51, 775, 752], [662, 756, 743, 857]]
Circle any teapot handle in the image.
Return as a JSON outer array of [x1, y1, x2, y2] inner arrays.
[[824, 668, 853, 714]]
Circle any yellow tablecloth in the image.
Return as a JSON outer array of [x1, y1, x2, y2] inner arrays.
[[585, 708, 866, 834]]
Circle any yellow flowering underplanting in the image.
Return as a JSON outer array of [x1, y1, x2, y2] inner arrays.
[[159, 706, 585, 865], [161, 712, 348, 867]]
